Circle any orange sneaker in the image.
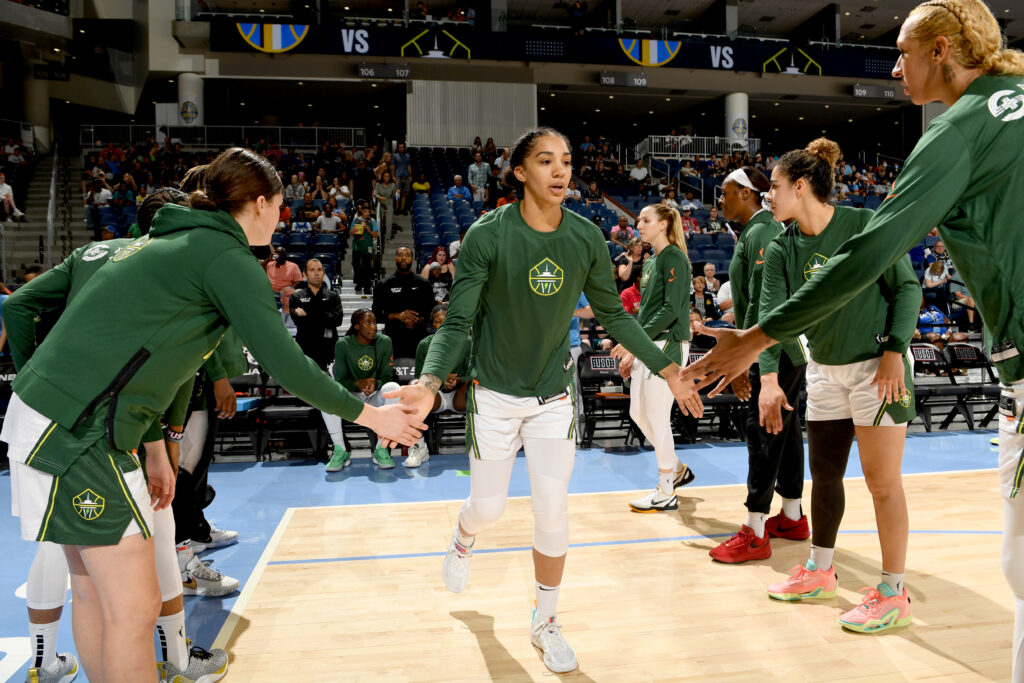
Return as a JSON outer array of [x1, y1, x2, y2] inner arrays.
[[839, 583, 912, 633], [709, 525, 771, 563], [766, 564, 838, 601]]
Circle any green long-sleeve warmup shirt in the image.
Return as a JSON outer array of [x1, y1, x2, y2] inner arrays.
[[757, 206, 920, 374], [636, 243, 690, 364], [758, 74, 1024, 382], [333, 333, 394, 393], [420, 203, 674, 395]]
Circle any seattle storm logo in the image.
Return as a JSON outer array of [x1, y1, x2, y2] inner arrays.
[[529, 258, 564, 296], [803, 253, 829, 280], [357, 355, 374, 371], [898, 389, 912, 408], [73, 489, 105, 520], [640, 269, 651, 289]]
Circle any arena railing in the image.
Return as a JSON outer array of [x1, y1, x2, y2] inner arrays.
[[45, 137, 59, 269], [637, 135, 762, 159], [80, 125, 367, 151]]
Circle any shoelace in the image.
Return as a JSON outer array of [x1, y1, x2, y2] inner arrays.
[[855, 587, 883, 611], [785, 565, 812, 583], [188, 645, 214, 661], [725, 530, 752, 547], [193, 559, 222, 579]]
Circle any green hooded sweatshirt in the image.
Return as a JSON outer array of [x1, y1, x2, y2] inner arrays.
[[10, 204, 365, 464]]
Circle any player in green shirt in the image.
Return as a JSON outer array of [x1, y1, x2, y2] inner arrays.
[[322, 309, 400, 470], [754, 139, 919, 635], [681, 0, 1024, 663], [388, 127, 702, 674], [710, 166, 811, 565], [350, 202, 378, 296], [405, 304, 473, 467], [609, 203, 698, 513]]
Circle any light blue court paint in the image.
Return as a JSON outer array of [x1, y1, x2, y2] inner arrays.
[[0, 430, 1000, 681]]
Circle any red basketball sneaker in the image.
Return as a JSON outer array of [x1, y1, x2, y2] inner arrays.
[[765, 511, 810, 540], [709, 525, 772, 563]]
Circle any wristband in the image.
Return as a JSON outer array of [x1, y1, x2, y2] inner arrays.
[[164, 427, 184, 442]]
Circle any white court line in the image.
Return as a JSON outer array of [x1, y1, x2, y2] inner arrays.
[[211, 507, 295, 651]]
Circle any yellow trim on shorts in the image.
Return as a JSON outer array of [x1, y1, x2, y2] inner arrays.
[[37, 475, 61, 542], [466, 383, 480, 459], [1012, 449, 1024, 499], [1015, 411, 1024, 435], [872, 398, 888, 426], [25, 422, 59, 467], [107, 453, 151, 538], [567, 382, 577, 440]]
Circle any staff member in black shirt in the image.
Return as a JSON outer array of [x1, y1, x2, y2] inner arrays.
[[372, 246, 435, 358], [290, 258, 344, 369]]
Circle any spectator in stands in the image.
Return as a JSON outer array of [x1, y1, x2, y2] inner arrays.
[[680, 205, 700, 233], [290, 258, 344, 370], [352, 158, 375, 204], [276, 201, 292, 232], [316, 200, 346, 235], [579, 136, 595, 154], [23, 264, 45, 283], [926, 239, 952, 266], [468, 152, 489, 204], [375, 170, 397, 238], [615, 238, 645, 292], [702, 206, 725, 233], [471, 136, 484, 155], [412, 171, 431, 195], [717, 277, 735, 325], [684, 191, 704, 210], [111, 180, 135, 212], [567, 0, 588, 35], [311, 175, 330, 202], [496, 186, 517, 207], [374, 152, 394, 184], [296, 192, 321, 223], [447, 175, 472, 202], [372, 246, 435, 358], [393, 142, 412, 215], [483, 137, 497, 161], [0, 172, 24, 222], [411, 1, 428, 19], [485, 164, 503, 209], [350, 202, 379, 296], [703, 263, 721, 293], [584, 180, 603, 205], [691, 274, 721, 322], [448, 229, 466, 260], [84, 178, 112, 239], [662, 189, 680, 209], [426, 262, 452, 303], [629, 159, 650, 195], [266, 246, 304, 297], [284, 174, 305, 201], [621, 280, 641, 315], [680, 160, 697, 178], [494, 147, 511, 175], [565, 180, 581, 202], [610, 215, 635, 248]]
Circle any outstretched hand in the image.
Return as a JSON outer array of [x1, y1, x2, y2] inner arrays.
[[662, 365, 704, 418], [378, 382, 437, 448], [678, 323, 774, 396], [357, 401, 428, 448]]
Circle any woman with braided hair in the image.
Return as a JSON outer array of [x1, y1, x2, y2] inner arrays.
[[677, 0, 1024, 673]]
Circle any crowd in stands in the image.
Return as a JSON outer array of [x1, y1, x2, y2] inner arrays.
[[0, 137, 34, 223]]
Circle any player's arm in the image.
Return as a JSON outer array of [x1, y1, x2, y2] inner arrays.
[[759, 121, 969, 344], [727, 233, 749, 329], [882, 254, 922, 354], [755, 240, 789, 375], [640, 249, 689, 338]]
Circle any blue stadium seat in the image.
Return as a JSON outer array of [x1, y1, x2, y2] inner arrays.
[[312, 199, 326, 209], [924, 235, 940, 248], [271, 233, 285, 247], [702, 249, 727, 263], [864, 195, 882, 210], [285, 233, 310, 250], [690, 234, 714, 249], [312, 233, 340, 251]]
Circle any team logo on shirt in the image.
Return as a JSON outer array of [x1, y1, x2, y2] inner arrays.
[[529, 258, 564, 296], [111, 236, 152, 262], [640, 270, 651, 289], [357, 355, 374, 371], [803, 253, 829, 280], [987, 86, 1024, 123], [72, 489, 105, 521], [81, 244, 112, 262]]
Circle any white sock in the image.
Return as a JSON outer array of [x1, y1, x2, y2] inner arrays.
[[658, 471, 674, 495], [808, 545, 834, 571], [781, 497, 803, 521], [156, 610, 189, 670], [745, 512, 767, 538], [535, 582, 560, 623], [29, 621, 59, 672], [881, 571, 905, 594], [455, 526, 475, 549]]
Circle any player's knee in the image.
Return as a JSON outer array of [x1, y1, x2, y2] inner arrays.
[[532, 512, 570, 557], [460, 494, 507, 533], [26, 542, 70, 610]]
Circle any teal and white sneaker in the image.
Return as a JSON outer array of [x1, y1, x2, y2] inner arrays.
[[157, 643, 228, 683], [325, 445, 351, 472], [372, 446, 395, 469], [25, 653, 79, 683], [531, 616, 578, 673]]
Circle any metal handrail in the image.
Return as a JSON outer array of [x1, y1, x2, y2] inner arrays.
[[636, 135, 762, 158], [45, 138, 59, 268], [80, 124, 367, 151]]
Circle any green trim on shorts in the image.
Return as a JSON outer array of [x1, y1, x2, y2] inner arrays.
[[107, 452, 151, 538], [567, 382, 577, 440], [36, 476, 61, 542], [1015, 410, 1024, 435], [1012, 448, 1024, 499], [466, 383, 480, 459], [24, 421, 59, 467]]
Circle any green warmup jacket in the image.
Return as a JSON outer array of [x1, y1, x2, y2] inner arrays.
[[757, 206, 920, 374], [421, 202, 674, 395], [7, 204, 366, 468], [415, 332, 471, 381], [333, 333, 394, 393], [727, 210, 806, 367], [758, 74, 1024, 382], [636, 243, 690, 365]]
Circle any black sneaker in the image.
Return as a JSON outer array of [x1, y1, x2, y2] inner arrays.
[[673, 464, 695, 488]]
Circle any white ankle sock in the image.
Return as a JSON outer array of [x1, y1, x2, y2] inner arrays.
[[746, 512, 767, 538], [881, 571, 905, 594], [156, 610, 189, 670], [781, 497, 802, 521], [658, 471, 674, 495], [808, 545, 834, 571], [535, 582, 560, 623], [29, 621, 59, 672]]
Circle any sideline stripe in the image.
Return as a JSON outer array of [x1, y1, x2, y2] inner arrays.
[[266, 528, 1000, 567], [211, 507, 295, 651]]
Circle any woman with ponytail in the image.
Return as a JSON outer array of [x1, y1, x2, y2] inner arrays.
[[709, 165, 810, 565], [680, 0, 1024, 667], [613, 203, 699, 513], [742, 138, 921, 633]]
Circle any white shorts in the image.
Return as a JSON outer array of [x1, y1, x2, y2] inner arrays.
[[466, 383, 575, 461], [998, 381, 1024, 499], [435, 389, 460, 414], [3, 393, 152, 542], [805, 354, 915, 426]]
